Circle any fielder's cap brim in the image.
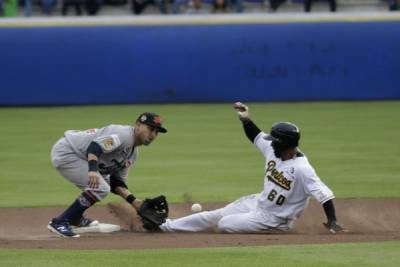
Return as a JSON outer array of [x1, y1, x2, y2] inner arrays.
[[146, 123, 167, 133]]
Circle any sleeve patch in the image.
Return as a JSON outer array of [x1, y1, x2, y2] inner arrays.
[[95, 134, 121, 153]]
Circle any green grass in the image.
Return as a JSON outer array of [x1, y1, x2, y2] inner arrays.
[[0, 101, 399, 207], [0, 241, 399, 267]]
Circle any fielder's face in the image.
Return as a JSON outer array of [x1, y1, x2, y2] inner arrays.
[[135, 123, 159, 146]]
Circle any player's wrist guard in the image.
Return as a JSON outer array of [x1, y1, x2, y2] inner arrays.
[[126, 194, 136, 204], [88, 160, 98, 172]]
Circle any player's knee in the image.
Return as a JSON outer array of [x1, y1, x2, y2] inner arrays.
[[217, 217, 236, 233], [202, 209, 224, 221], [94, 183, 111, 200]]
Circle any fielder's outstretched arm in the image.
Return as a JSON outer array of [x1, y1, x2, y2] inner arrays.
[[113, 185, 143, 211], [87, 141, 143, 210]]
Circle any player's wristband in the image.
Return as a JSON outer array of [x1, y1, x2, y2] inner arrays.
[[88, 160, 98, 172], [126, 194, 136, 204]]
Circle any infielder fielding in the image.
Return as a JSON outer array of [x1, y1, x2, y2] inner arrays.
[[160, 102, 346, 234], [48, 112, 168, 237]]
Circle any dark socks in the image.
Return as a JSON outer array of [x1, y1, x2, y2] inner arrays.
[[53, 191, 98, 225]]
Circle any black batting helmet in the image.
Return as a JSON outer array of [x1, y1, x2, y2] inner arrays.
[[265, 122, 300, 148]]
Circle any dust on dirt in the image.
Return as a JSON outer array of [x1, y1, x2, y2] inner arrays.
[[0, 198, 399, 249]]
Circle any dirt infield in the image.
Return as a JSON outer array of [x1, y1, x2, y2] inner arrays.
[[0, 199, 399, 249]]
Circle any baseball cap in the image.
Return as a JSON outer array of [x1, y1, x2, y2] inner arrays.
[[136, 112, 167, 133]]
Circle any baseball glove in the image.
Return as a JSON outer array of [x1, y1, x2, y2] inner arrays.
[[137, 195, 169, 231]]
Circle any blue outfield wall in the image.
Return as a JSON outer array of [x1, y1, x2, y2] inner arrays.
[[1, 16, 400, 106]]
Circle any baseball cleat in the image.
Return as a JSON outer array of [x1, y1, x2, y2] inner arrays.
[[48, 220, 80, 238]]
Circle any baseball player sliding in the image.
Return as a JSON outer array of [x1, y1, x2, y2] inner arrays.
[[160, 102, 346, 234], [48, 112, 169, 238]]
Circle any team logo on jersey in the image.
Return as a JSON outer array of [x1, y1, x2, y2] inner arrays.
[[101, 138, 114, 150], [98, 159, 126, 175], [95, 134, 121, 152], [266, 160, 292, 190]]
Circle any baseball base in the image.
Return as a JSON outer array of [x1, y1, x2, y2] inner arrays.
[[73, 223, 121, 234]]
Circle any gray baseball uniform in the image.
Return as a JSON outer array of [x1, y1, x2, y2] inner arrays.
[[47, 111, 168, 238], [51, 124, 138, 200]]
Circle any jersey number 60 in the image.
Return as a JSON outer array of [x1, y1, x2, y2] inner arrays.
[[267, 189, 286, 206]]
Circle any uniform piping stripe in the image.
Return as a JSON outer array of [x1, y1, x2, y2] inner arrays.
[[83, 191, 98, 204]]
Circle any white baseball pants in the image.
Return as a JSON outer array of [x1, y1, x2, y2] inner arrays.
[[160, 194, 289, 233]]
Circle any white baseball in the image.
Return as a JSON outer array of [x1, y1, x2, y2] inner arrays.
[[191, 203, 202, 213]]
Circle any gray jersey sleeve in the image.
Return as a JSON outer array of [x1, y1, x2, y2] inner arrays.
[[93, 125, 134, 154], [64, 125, 134, 159]]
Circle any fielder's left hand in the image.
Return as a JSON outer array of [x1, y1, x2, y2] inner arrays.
[[88, 171, 101, 189]]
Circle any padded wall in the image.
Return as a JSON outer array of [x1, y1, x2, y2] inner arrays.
[[1, 16, 399, 105]]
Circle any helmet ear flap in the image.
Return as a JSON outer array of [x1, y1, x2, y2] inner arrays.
[[272, 138, 292, 150]]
